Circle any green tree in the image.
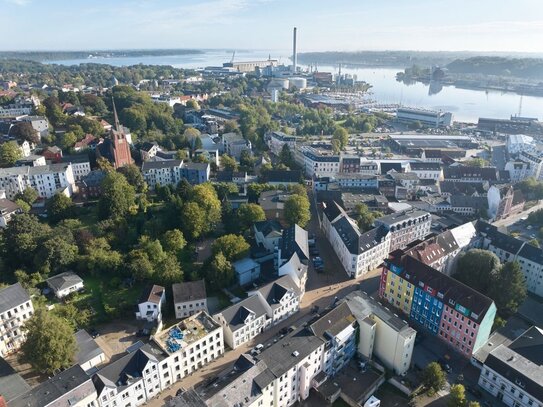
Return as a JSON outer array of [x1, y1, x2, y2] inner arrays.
[[354, 203, 383, 232], [22, 308, 77, 374], [224, 120, 240, 134], [126, 249, 154, 280], [236, 203, 266, 231], [4, 214, 51, 268], [46, 193, 75, 223], [279, 144, 295, 168], [0, 141, 22, 167], [208, 252, 234, 286], [422, 362, 446, 395], [331, 138, 342, 154], [162, 229, 186, 254], [118, 164, 147, 193], [284, 194, 311, 227], [79, 237, 122, 274], [98, 171, 136, 219], [212, 234, 250, 261], [490, 261, 527, 317], [181, 202, 207, 240], [332, 127, 349, 150], [192, 183, 222, 229], [14, 198, 30, 213], [157, 256, 183, 285], [36, 236, 78, 274], [58, 131, 77, 150], [55, 303, 91, 330], [448, 384, 466, 407], [454, 249, 500, 294], [221, 154, 238, 171], [15, 187, 38, 206], [11, 121, 39, 144], [529, 238, 540, 248]]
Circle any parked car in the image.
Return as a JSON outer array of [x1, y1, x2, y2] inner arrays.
[[89, 327, 99, 338], [311, 305, 320, 314], [310, 247, 319, 256], [438, 359, 452, 373], [279, 327, 289, 335]]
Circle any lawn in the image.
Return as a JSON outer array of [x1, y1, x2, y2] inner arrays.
[[73, 274, 145, 325]]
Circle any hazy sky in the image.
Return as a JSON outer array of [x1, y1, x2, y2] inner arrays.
[[2, 0, 543, 52]]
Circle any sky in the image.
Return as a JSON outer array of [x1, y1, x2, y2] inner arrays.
[[2, 0, 543, 53]]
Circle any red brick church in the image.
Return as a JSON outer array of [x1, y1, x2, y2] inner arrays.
[[96, 98, 133, 168]]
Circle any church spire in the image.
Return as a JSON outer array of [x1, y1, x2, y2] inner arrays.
[[112, 96, 121, 134]]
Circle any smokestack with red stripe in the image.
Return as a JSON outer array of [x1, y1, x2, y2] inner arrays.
[[292, 27, 297, 73]]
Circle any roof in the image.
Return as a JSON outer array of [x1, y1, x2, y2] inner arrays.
[[0, 357, 30, 403], [381, 162, 402, 174], [233, 257, 260, 273], [255, 327, 324, 385], [518, 243, 543, 265], [450, 195, 488, 210], [253, 220, 282, 237], [487, 228, 525, 254], [141, 159, 183, 171], [322, 200, 345, 223], [216, 295, 268, 331], [440, 180, 487, 195], [75, 329, 104, 367], [92, 345, 163, 394], [256, 275, 300, 308], [0, 283, 30, 314], [344, 290, 415, 337], [410, 162, 442, 171], [279, 224, 309, 261], [264, 170, 302, 184], [172, 280, 207, 304], [10, 365, 94, 407], [182, 162, 209, 171], [375, 210, 430, 229], [140, 141, 159, 152], [405, 230, 459, 265], [46, 272, 83, 292], [443, 166, 498, 181], [258, 190, 289, 211], [485, 326, 543, 402], [310, 302, 356, 340], [0, 198, 20, 214], [386, 254, 495, 324], [138, 284, 165, 305]]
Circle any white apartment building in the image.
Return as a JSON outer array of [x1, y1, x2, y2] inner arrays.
[[409, 161, 443, 180], [94, 312, 224, 407], [169, 327, 326, 407], [374, 210, 432, 252], [0, 283, 34, 357], [478, 327, 542, 407], [141, 160, 184, 189], [0, 163, 76, 200], [213, 294, 270, 349], [266, 131, 297, 156], [334, 173, 379, 189], [135, 285, 165, 324], [295, 146, 341, 178], [66, 160, 91, 181], [323, 201, 391, 278], [345, 291, 416, 376], [19, 115, 49, 139], [276, 224, 309, 296], [0, 103, 33, 118], [507, 134, 536, 155], [248, 275, 301, 326], [519, 151, 543, 180], [476, 220, 543, 297], [172, 280, 207, 319], [253, 220, 283, 252], [505, 161, 532, 183]]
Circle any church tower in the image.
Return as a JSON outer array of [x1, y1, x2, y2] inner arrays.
[[110, 97, 133, 168]]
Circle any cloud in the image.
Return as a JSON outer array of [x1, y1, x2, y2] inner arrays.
[[4, 0, 30, 5]]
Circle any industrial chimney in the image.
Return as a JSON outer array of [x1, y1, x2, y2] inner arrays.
[[292, 27, 297, 73]]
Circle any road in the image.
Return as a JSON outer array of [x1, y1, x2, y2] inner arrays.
[[492, 199, 543, 227], [147, 189, 381, 406]]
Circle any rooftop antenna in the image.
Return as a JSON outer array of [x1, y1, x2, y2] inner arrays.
[[230, 51, 236, 64]]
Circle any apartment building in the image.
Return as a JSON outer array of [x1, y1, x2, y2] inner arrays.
[[253, 220, 283, 252], [478, 326, 543, 407], [310, 303, 357, 376], [11, 365, 97, 407], [266, 131, 297, 156], [519, 151, 543, 180], [396, 107, 453, 128], [214, 275, 301, 350], [344, 290, 416, 375], [295, 146, 341, 178], [0, 163, 76, 199], [222, 132, 252, 159], [374, 210, 431, 252], [380, 253, 497, 358], [142, 160, 210, 189], [476, 220, 543, 297], [169, 327, 325, 407], [443, 166, 499, 183], [404, 230, 460, 275], [172, 280, 207, 319], [322, 201, 390, 278], [334, 173, 379, 189], [135, 285, 165, 324], [0, 283, 34, 357], [409, 161, 443, 181]]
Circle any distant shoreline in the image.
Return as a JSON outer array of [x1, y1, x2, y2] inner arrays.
[[0, 49, 205, 62]]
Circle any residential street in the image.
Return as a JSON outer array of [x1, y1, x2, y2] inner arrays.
[[146, 189, 382, 406]]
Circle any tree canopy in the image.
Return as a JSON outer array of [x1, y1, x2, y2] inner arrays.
[[98, 171, 136, 219], [212, 234, 250, 261], [284, 194, 311, 227], [422, 362, 446, 395]]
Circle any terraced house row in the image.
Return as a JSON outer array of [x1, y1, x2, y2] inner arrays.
[[379, 251, 497, 358]]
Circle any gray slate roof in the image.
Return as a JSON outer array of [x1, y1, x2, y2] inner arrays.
[[75, 329, 104, 367], [172, 280, 207, 304], [0, 283, 30, 314], [216, 295, 268, 331], [0, 357, 30, 403], [280, 224, 309, 261], [46, 272, 83, 292]]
